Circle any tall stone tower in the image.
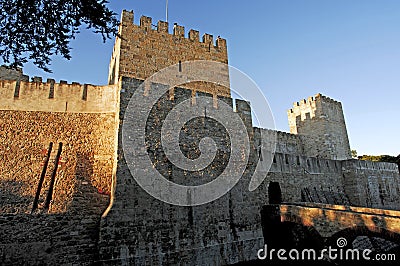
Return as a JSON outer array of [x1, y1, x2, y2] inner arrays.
[[108, 10, 230, 97], [287, 93, 351, 160], [0, 66, 29, 81]]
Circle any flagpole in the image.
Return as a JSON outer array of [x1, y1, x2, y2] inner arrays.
[[166, 0, 169, 22]]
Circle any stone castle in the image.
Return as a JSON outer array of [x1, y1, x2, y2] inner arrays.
[[0, 9, 399, 265]]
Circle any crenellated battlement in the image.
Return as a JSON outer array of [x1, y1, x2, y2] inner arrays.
[[121, 10, 227, 49], [0, 79, 118, 113], [290, 96, 315, 110], [288, 93, 342, 115], [275, 130, 297, 140], [269, 152, 342, 174], [288, 93, 346, 128], [109, 10, 230, 97], [150, 83, 250, 119], [342, 159, 399, 172], [317, 93, 342, 105]]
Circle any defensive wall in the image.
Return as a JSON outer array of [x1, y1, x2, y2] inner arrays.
[[0, 9, 399, 265], [98, 77, 400, 265], [0, 75, 119, 264], [0, 72, 398, 266]]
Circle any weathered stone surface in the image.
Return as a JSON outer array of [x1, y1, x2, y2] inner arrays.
[[0, 111, 117, 214], [108, 10, 230, 98], [0, 9, 398, 266], [98, 77, 400, 265], [287, 94, 352, 160]]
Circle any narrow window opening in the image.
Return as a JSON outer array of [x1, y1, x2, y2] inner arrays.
[[178, 61, 182, 72]]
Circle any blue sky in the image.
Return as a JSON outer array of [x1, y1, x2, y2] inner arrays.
[[20, 0, 400, 156]]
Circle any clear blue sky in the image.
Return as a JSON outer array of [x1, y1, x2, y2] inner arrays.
[[20, 0, 400, 156]]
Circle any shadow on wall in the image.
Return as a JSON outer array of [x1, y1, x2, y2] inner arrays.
[[0, 151, 110, 215], [0, 153, 109, 265], [75, 152, 93, 180], [0, 180, 33, 213], [0, 197, 104, 265], [68, 152, 110, 214]]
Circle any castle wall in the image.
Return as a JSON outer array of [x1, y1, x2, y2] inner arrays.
[[0, 111, 117, 213], [0, 75, 398, 264], [263, 129, 304, 155], [1, 9, 399, 265], [342, 160, 400, 210], [99, 78, 265, 264], [0, 78, 119, 209], [0, 79, 120, 264], [0, 213, 103, 265], [0, 78, 119, 213], [98, 78, 400, 265], [267, 153, 347, 203], [0, 79, 118, 113], [109, 10, 230, 97]]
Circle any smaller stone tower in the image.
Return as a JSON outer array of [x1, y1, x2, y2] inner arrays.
[[288, 93, 351, 160]]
